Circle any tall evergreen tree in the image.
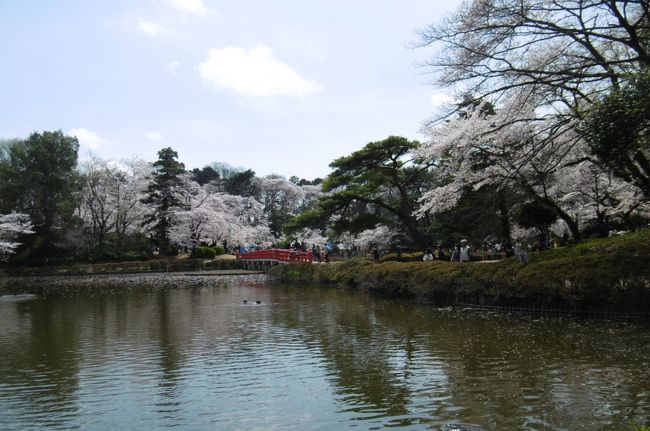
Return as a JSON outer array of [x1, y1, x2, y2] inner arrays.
[[288, 136, 435, 247], [2, 131, 79, 255], [141, 148, 185, 251]]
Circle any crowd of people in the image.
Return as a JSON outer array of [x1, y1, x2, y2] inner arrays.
[[421, 239, 472, 262], [377, 236, 538, 264], [288, 240, 330, 263], [242, 232, 559, 265], [413, 233, 561, 264]]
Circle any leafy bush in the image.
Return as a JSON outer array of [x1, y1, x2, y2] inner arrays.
[[212, 245, 224, 255], [158, 241, 178, 257], [191, 247, 216, 259], [274, 240, 291, 249], [380, 252, 424, 262], [117, 251, 151, 261]]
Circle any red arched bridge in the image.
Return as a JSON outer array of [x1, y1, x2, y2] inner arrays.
[[236, 249, 313, 271]]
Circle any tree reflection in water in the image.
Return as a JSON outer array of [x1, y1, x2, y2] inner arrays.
[[0, 275, 648, 430]]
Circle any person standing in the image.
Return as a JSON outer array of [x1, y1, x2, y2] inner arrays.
[[436, 245, 446, 261], [450, 245, 460, 262], [459, 239, 471, 262]]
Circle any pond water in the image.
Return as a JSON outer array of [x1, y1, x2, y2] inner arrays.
[[0, 274, 648, 430]]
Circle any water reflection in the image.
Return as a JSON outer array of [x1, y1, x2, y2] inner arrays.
[[0, 294, 82, 429], [0, 274, 648, 430], [267, 287, 650, 430]]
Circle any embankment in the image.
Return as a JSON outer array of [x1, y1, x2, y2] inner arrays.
[[1, 256, 239, 277], [270, 229, 650, 316]]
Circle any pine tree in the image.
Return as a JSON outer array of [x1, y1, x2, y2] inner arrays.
[[141, 148, 185, 252]]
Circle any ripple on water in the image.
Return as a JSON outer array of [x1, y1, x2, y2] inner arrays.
[[1, 279, 649, 431], [0, 293, 38, 302]]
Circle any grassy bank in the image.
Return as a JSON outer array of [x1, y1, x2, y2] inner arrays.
[[2, 256, 239, 277], [270, 229, 650, 315]]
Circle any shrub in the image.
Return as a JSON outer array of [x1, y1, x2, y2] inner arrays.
[[158, 241, 178, 257], [191, 247, 216, 259], [118, 251, 151, 261], [380, 252, 424, 262], [274, 240, 291, 249], [212, 246, 225, 255]]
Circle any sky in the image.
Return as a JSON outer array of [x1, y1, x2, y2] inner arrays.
[[0, 0, 460, 180]]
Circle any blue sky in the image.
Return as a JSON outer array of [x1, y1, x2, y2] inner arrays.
[[0, 0, 459, 179]]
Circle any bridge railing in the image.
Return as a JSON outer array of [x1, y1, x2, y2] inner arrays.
[[236, 248, 313, 264]]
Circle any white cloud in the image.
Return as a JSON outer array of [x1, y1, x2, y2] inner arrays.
[[68, 128, 109, 150], [144, 131, 164, 140], [167, 61, 180, 75], [198, 45, 322, 98], [137, 19, 163, 36], [167, 0, 208, 14], [430, 92, 454, 107]]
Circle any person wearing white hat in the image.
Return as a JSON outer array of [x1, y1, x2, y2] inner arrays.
[[459, 239, 471, 262]]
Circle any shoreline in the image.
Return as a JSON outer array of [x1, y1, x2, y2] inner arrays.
[[2, 229, 649, 318], [268, 229, 650, 318], [1, 256, 241, 277]]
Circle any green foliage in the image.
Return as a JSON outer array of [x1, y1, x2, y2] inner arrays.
[[190, 246, 216, 259], [1, 131, 79, 256], [116, 251, 151, 261], [158, 240, 178, 257], [191, 166, 220, 185], [427, 186, 512, 246], [289, 176, 323, 186], [273, 239, 291, 249], [515, 201, 558, 231], [289, 136, 434, 247], [224, 169, 258, 197], [582, 71, 650, 197], [93, 233, 153, 262], [49, 230, 154, 264], [379, 252, 424, 262], [212, 245, 224, 255], [324, 135, 421, 190], [141, 147, 185, 244]]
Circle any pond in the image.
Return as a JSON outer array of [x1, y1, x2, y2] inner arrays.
[[0, 273, 648, 430]]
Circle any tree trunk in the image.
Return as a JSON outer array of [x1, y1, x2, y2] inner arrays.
[[496, 189, 511, 243]]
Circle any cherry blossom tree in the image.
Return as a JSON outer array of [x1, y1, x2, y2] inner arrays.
[[349, 224, 396, 251], [167, 174, 273, 250], [258, 175, 306, 237], [416, 0, 649, 213], [112, 158, 151, 240], [298, 184, 325, 212], [218, 193, 273, 247], [293, 227, 328, 248], [78, 156, 149, 248], [417, 93, 646, 240], [417, 0, 648, 113], [551, 159, 647, 234], [0, 212, 33, 260]]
